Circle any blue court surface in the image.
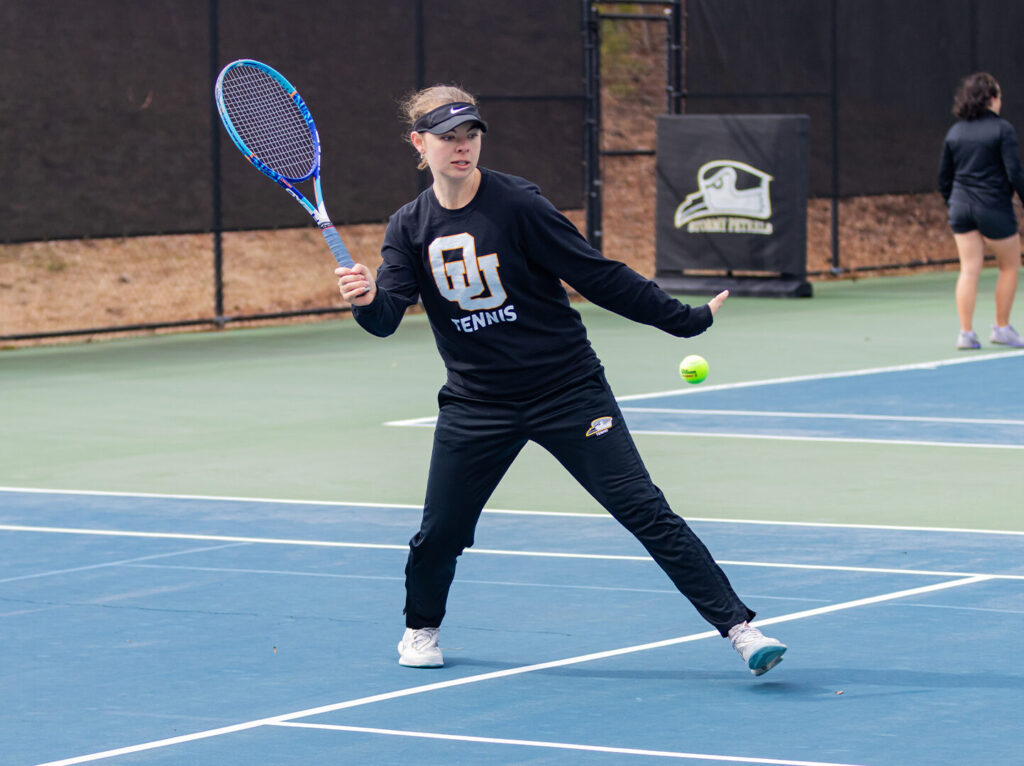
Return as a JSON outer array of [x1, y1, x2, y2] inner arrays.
[[390, 351, 1024, 450], [619, 352, 1024, 448], [3, 487, 1022, 766]]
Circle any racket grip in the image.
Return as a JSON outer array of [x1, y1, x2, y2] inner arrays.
[[320, 224, 354, 268]]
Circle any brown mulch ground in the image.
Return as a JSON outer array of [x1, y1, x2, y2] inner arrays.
[[0, 188, 961, 348]]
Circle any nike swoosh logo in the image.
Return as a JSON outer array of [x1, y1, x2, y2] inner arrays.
[[450, 106, 470, 114]]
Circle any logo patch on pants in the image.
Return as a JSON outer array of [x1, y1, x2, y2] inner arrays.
[[585, 416, 613, 437]]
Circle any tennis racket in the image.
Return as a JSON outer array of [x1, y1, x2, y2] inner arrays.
[[214, 59, 354, 268]]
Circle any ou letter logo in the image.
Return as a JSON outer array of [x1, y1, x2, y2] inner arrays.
[[429, 233, 507, 310]]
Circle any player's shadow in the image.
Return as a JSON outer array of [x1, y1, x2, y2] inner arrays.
[[445, 657, 1021, 697]]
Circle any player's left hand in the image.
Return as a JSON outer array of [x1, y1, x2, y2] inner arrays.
[[336, 264, 376, 306], [708, 289, 729, 315]]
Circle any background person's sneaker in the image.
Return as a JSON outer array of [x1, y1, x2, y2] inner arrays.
[[990, 324, 1024, 347], [398, 627, 444, 667], [957, 330, 981, 350]]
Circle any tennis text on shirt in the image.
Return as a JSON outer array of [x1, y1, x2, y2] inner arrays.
[[429, 232, 518, 333]]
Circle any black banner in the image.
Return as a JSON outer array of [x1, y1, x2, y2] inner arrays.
[[654, 115, 811, 296]]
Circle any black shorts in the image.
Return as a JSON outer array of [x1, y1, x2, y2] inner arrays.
[[948, 202, 1018, 239]]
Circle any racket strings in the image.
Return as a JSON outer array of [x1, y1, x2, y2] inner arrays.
[[220, 66, 317, 180]]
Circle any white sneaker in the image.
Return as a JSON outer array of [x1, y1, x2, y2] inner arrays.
[[957, 330, 981, 350], [728, 622, 786, 676], [990, 324, 1024, 347], [397, 627, 443, 668]]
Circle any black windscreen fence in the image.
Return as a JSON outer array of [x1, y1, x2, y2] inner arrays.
[[1, 3, 214, 241], [0, 1, 584, 244], [8, 1, 1024, 338], [685, 0, 1024, 198]]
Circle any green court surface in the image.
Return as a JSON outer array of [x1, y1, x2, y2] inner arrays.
[[1, 270, 1021, 532]]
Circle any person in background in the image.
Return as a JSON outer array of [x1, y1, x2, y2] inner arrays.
[[336, 84, 787, 677], [939, 71, 1024, 349]]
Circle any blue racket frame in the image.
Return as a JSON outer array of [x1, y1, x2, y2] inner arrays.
[[215, 59, 354, 268]]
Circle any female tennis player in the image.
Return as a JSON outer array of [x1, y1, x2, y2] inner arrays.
[[939, 72, 1024, 349], [336, 85, 786, 676]]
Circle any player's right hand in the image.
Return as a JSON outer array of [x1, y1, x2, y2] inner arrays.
[[336, 264, 376, 306]]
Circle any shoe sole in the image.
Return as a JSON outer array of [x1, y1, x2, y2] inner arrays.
[[398, 658, 444, 668], [397, 640, 444, 668], [748, 645, 787, 676]]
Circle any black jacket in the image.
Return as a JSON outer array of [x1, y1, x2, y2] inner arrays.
[[938, 110, 1024, 209], [353, 168, 712, 400]]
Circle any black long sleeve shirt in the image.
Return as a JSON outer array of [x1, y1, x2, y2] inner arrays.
[[938, 110, 1024, 209], [352, 168, 712, 400]]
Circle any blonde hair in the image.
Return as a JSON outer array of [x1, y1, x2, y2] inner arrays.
[[400, 84, 477, 170]]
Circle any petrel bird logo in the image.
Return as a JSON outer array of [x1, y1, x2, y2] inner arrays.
[[585, 416, 613, 437], [674, 160, 773, 228]]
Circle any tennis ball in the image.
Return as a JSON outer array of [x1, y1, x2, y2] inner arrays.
[[679, 354, 709, 384]]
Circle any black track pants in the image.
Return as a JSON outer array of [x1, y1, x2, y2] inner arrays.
[[403, 370, 754, 636]]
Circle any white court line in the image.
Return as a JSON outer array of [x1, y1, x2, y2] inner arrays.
[[3, 486, 1023, 535], [615, 349, 1024, 402], [2, 523, 1022, 581], [385, 421, 1024, 448], [0, 485, 422, 511], [273, 721, 868, 766], [386, 351, 1024, 441], [717, 559, 1023, 581], [385, 415, 438, 427], [0, 524, 408, 553], [627, 428, 1024, 450], [123, 563, 695, 596], [32, 575, 989, 766], [0, 542, 246, 584], [620, 407, 1024, 427], [387, 350, 1024, 424]]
